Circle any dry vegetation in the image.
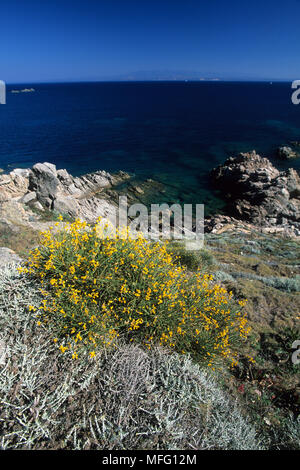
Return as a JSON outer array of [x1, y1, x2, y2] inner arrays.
[[0, 220, 299, 450], [0, 265, 259, 450]]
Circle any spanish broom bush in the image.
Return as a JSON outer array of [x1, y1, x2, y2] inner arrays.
[[20, 218, 252, 367]]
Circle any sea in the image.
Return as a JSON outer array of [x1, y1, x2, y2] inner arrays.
[[1, 81, 300, 216]]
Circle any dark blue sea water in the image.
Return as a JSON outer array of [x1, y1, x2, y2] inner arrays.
[[1, 81, 300, 215]]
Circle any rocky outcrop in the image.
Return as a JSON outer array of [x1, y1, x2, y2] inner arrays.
[[0, 169, 29, 203], [0, 162, 131, 224], [277, 146, 299, 160], [1, 154, 299, 241], [211, 151, 300, 236], [29, 163, 59, 209], [204, 214, 299, 238]]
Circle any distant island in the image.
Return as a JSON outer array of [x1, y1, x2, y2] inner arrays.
[[11, 88, 35, 93], [96, 70, 221, 81]]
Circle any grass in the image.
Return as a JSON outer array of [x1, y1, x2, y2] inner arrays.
[[24, 205, 75, 223], [203, 231, 300, 448], [0, 220, 39, 257], [166, 241, 216, 271]]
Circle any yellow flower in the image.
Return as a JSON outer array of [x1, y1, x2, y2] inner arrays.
[[69, 266, 75, 275]]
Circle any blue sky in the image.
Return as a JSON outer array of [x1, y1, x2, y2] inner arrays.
[[1, 0, 300, 83]]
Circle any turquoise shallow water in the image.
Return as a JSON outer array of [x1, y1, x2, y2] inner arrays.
[[0, 81, 299, 215]]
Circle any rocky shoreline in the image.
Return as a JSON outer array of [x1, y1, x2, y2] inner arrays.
[[208, 150, 300, 238], [0, 151, 299, 240], [0, 162, 131, 224], [0, 161, 166, 235]]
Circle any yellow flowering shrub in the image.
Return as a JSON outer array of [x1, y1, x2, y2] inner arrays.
[[20, 218, 251, 367]]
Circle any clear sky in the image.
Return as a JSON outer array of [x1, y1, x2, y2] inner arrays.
[[1, 0, 300, 83]]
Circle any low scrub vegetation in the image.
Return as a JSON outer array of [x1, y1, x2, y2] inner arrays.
[[0, 265, 260, 450], [0, 220, 39, 257], [2, 221, 299, 450], [166, 242, 216, 271], [19, 219, 252, 367], [230, 271, 300, 293]]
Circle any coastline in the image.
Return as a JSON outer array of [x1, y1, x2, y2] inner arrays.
[[0, 149, 299, 240]]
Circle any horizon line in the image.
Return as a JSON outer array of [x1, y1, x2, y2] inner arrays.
[[5, 78, 295, 86]]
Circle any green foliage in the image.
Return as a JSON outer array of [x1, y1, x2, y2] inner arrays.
[[26, 205, 74, 223], [0, 220, 39, 257], [167, 241, 216, 271]]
